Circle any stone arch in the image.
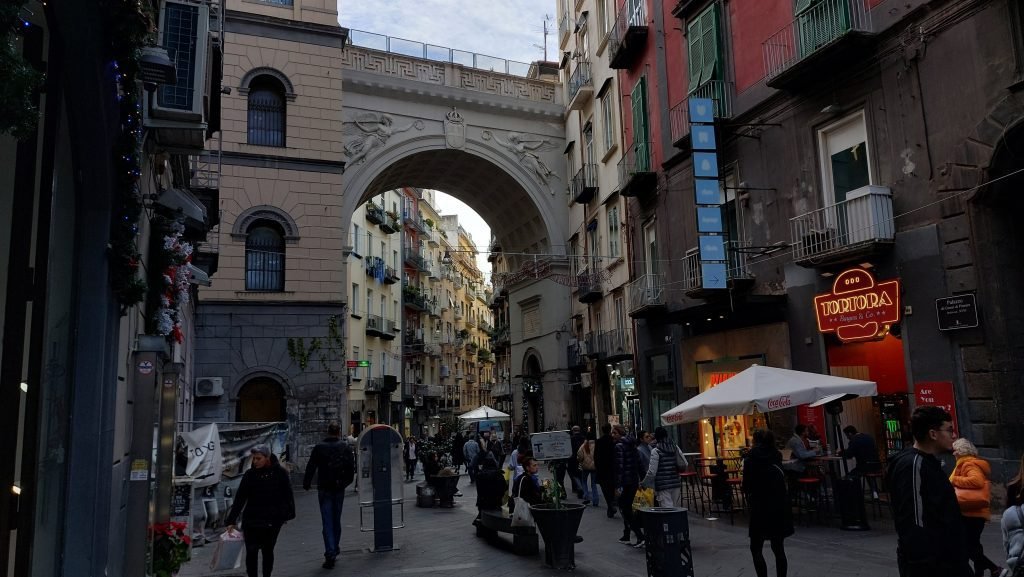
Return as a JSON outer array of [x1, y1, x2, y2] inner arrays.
[[236, 375, 288, 423], [230, 366, 296, 401], [238, 66, 297, 101], [340, 134, 566, 275], [231, 205, 300, 243]]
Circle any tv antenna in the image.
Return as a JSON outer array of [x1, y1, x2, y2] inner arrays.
[[532, 14, 552, 61]]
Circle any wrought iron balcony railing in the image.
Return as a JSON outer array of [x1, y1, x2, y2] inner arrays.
[[571, 163, 598, 204], [618, 141, 656, 197], [763, 0, 873, 83], [567, 60, 593, 111], [790, 185, 894, 266], [607, 0, 648, 69], [668, 80, 735, 145], [627, 273, 666, 317]]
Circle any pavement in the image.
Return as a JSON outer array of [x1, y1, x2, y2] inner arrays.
[[179, 474, 1007, 577]]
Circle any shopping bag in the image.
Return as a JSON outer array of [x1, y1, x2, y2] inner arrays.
[[632, 487, 654, 511], [510, 499, 535, 527], [209, 528, 244, 571]]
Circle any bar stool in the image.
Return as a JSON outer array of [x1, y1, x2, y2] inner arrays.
[[796, 477, 825, 525], [863, 470, 885, 519], [679, 471, 702, 514]]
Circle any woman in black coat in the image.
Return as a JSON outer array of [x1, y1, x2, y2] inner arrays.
[[226, 445, 296, 577], [742, 429, 794, 577]]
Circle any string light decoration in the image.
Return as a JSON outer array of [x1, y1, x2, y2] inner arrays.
[[104, 0, 155, 314], [0, 1, 44, 139]]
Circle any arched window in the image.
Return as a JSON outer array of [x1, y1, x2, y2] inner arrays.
[[247, 76, 286, 147], [246, 222, 285, 291]]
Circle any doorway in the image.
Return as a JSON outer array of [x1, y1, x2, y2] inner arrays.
[[236, 377, 286, 422]]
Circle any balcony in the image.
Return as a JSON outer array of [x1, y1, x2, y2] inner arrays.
[[790, 185, 894, 267], [384, 318, 398, 340], [583, 331, 605, 357], [600, 328, 632, 361], [404, 335, 425, 355], [403, 286, 431, 312], [491, 382, 512, 398], [417, 384, 444, 398], [559, 11, 571, 48], [428, 262, 442, 282], [465, 316, 477, 329], [465, 374, 477, 384], [366, 377, 384, 392], [577, 269, 602, 304], [567, 61, 593, 111], [680, 241, 755, 297], [454, 306, 464, 320], [763, 0, 874, 89], [627, 273, 666, 318], [571, 163, 598, 204], [383, 265, 399, 284], [404, 245, 428, 271], [490, 324, 510, 350], [365, 314, 386, 338], [567, 342, 585, 368], [380, 213, 401, 234], [669, 80, 735, 147], [618, 141, 657, 197], [364, 256, 384, 279], [607, 0, 648, 69], [365, 202, 385, 225]]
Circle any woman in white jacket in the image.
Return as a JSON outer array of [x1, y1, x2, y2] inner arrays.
[[1002, 500, 1024, 577]]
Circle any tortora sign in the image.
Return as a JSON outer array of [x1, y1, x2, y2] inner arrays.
[[814, 268, 901, 343]]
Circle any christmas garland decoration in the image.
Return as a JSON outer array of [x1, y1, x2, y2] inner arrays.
[[104, 0, 154, 314], [0, 0, 44, 139], [149, 214, 193, 344]]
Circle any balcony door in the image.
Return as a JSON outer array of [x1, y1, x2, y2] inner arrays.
[[631, 77, 649, 172], [819, 111, 871, 206]]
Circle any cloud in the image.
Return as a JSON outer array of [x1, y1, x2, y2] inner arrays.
[[340, 0, 557, 65]]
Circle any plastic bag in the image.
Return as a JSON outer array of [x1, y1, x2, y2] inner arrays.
[[510, 500, 535, 527], [632, 487, 654, 511], [209, 528, 244, 571]]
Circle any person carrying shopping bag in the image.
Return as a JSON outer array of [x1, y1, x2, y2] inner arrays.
[[225, 445, 295, 577]]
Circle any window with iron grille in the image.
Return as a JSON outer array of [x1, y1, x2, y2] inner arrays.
[[159, 1, 199, 111], [247, 76, 286, 147], [245, 222, 285, 291]]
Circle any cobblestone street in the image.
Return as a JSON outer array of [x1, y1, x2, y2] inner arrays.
[[179, 476, 1006, 577]]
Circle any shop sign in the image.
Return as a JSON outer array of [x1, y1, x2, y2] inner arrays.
[[530, 431, 572, 461], [814, 268, 901, 343], [914, 381, 959, 436], [935, 294, 979, 331], [619, 376, 635, 391]]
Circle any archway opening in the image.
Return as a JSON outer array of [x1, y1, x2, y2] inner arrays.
[[523, 354, 543, 433], [237, 377, 287, 422]]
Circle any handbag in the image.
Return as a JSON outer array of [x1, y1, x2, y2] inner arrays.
[[209, 528, 244, 571], [632, 487, 654, 511], [510, 475, 535, 527]]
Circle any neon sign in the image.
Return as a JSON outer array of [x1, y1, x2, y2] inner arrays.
[[814, 268, 901, 343]]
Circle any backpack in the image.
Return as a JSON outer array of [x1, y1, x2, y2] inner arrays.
[[325, 441, 355, 490]]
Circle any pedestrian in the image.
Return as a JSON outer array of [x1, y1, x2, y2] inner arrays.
[[485, 428, 505, 466], [452, 431, 466, 473], [403, 436, 418, 482], [641, 427, 688, 507], [613, 424, 645, 548], [838, 425, 881, 497], [463, 432, 481, 484], [511, 456, 543, 513], [1007, 453, 1024, 508], [886, 405, 971, 577], [302, 423, 355, 569], [636, 430, 653, 476], [225, 445, 296, 577], [595, 423, 618, 518], [577, 431, 599, 507], [474, 451, 506, 518], [949, 438, 1002, 577], [743, 429, 793, 577], [569, 425, 586, 499], [1000, 491, 1023, 577]]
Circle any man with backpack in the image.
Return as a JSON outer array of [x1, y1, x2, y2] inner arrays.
[[303, 422, 355, 569]]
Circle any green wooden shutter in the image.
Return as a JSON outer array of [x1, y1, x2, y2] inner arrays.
[[687, 18, 703, 92], [631, 77, 649, 172], [795, 0, 815, 14], [700, 4, 720, 87]]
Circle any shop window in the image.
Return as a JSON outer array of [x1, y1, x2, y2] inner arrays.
[[818, 111, 872, 205], [245, 222, 285, 291], [247, 75, 287, 147]]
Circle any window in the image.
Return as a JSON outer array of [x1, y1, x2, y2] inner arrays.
[[247, 76, 286, 146], [600, 92, 616, 154], [615, 296, 625, 331], [608, 205, 621, 258], [353, 224, 361, 254], [818, 111, 871, 205], [644, 220, 658, 277], [245, 222, 285, 291], [631, 77, 650, 171], [687, 4, 722, 93], [583, 121, 595, 167], [367, 289, 373, 318], [587, 220, 599, 269], [352, 284, 360, 315], [352, 345, 360, 379]]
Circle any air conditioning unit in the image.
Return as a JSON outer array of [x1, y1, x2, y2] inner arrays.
[[577, 340, 589, 356], [581, 373, 593, 389], [195, 376, 225, 397], [145, 0, 213, 151]]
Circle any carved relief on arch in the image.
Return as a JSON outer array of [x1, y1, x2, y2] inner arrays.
[[238, 66, 297, 102], [231, 205, 300, 242]]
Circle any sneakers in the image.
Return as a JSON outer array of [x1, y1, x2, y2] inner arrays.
[[633, 539, 646, 549], [618, 535, 632, 544], [322, 556, 336, 569]]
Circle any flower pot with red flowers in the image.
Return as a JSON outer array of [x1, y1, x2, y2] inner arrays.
[[149, 521, 191, 577]]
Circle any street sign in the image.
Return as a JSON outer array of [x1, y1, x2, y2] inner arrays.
[[935, 294, 979, 331], [701, 262, 728, 290], [529, 430, 572, 461], [346, 360, 371, 368], [699, 235, 726, 261], [693, 152, 719, 178], [691, 125, 717, 150], [696, 207, 724, 233], [694, 179, 720, 205]]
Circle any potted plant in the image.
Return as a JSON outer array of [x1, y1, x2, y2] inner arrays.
[[149, 521, 190, 577], [424, 217, 434, 229], [530, 467, 585, 570]]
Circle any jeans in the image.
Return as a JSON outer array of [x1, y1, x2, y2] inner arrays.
[[243, 524, 281, 577], [318, 490, 345, 560], [581, 470, 599, 506], [617, 485, 644, 541], [405, 459, 417, 480]]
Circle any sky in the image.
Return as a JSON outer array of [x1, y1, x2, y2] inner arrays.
[[340, 1, 556, 283]]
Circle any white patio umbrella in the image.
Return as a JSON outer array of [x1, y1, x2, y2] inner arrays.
[[660, 365, 877, 425], [457, 405, 511, 421]]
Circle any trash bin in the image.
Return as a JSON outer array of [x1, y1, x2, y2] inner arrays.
[[836, 477, 870, 531], [640, 507, 694, 577]]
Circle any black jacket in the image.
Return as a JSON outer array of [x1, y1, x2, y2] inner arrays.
[[303, 436, 352, 492], [226, 465, 295, 528], [614, 435, 641, 488], [594, 434, 617, 483], [742, 445, 793, 540], [886, 448, 969, 576], [569, 432, 585, 473]]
